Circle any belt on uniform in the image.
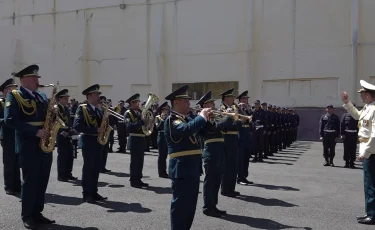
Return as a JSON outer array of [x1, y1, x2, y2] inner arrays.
[[169, 149, 201, 159], [60, 126, 69, 129], [82, 133, 98, 136], [359, 137, 370, 143], [118, 121, 124, 123], [70, 115, 75, 117], [242, 125, 250, 128], [204, 138, 224, 145], [158, 131, 164, 133], [129, 133, 145, 137], [345, 130, 357, 133], [221, 131, 238, 135], [26, 121, 45, 126], [256, 125, 264, 128], [324, 130, 336, 132]]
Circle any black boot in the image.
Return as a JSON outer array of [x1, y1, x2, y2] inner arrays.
[[323, 158, 329, 166], [344, 161, 349, 168], [330, 158, 334, 167]]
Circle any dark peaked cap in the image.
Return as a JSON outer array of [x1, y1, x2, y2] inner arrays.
[[0, 78, 17, 91], [197, 91, 215, 107], [157, 101, 170, 112], [14, 65, 40, 78], [82, 84, 101, 95], [219, 88, 235, 100], [165, 84, 191, 101], [55, 89, 69, 98], [236, 90, 249, 100], [126, 93, 140, 104]]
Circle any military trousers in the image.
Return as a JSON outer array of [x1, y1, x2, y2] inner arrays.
[[263, 131, 270, 155], [108, 129, 114, 150], [81, 135, 103, 197], [221, 134, 239, 193], [238, 138, 251, 180], [157, 132, 168, 176], [101, 142, 109, 170], [202, 143, 225, 211], [57, 134, 74, 179], [363, 155, 375, 218], [343, 132, 358, 163], [19, 148, 52, 222], [323, 131, 337, 159], [171, 177, 200, 230], [117, 122, 127, 151], [253, 128, 265, 157], [270, 131, 276, 153], [128, 136, 145, 183], [1, 139, 21, 193]]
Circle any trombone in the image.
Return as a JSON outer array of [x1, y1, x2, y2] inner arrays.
[[107, 107, 125, 121]]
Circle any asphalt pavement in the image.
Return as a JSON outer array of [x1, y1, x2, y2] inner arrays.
[[0, 141, 373, 230]]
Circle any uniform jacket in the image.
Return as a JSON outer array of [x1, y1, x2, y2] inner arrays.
[[340, 112, 359, 135], [124, 108, 144, 134], [319, 113, 340, 137], [73, 103, 102, 135]]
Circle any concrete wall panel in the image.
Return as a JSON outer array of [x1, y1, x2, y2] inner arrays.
[[359, 0, 375, 43]]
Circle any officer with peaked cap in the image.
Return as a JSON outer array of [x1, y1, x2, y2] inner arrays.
[[0, 78, 21, 196], [340, 103, 358, 168], [155, 101, 170, 178], [124, 93, 148, 188], [55, 89, 78, 182], [252, 100, 266, 162], [197, 91, 232, 217], [73, 84, 108, 204], [164, 85, 210, 230], [342, 80, 375, 225], [319, 104, 340, 166], [4, 65, 56, 228], [218, 88, 242, 197], [236, 91, 253, 186]]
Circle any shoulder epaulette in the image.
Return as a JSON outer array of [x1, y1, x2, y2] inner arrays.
[[79, 104, 87, 107], [156, 115, 161, 119], [125, 109, 130, 114]]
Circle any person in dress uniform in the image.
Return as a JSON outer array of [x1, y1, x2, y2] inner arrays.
[[115, 100, 127, 153], [155, 101, 170, 178], [219, 88, 242, 197], [340, 103, 359, 168], [272, 105, 280, 153], [106, 98, 115, 152], [267, 104, 276, 155], [4, 65, 56, 228], [342, 80, 375, 225], [164, 85, 210, 230], [55, 89, 78, 182], [236, 91, 253, 186], [73, 84, 107, 204], [261, 102, 271, 158], [319, 104, 340, 166], [0, 78, 21, 195], [124, 93, 148, 188], [252, 100, 266, 162], [197, 91, 232, 217], [98, 95, 111, 173]]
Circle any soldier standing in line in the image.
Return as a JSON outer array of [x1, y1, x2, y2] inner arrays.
[[281, 108, 288, 149], [55, 89, 78, 182], [286, 108, 294, 147], [252, 100, 266, 162], [272, 105, 279, 153], [267, 104, 276, 155], [341, 103, 359, 168], [115, 100, 127, 153], [124, 94, 149, 188], [261, 102, 270, 158], [98, 96, 111, 173], [164, 85, 210, 230], [292, 109, 299, 143], [236, 91, 254, 186], [5, 65, 56, 228], [219, 88, 242, 197], [319, 104, 340, 166], [0, 78, 20, 195], [155, 101, 170, 178], [106, 98, 115, 153]]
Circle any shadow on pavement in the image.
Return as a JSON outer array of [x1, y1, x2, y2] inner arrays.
[[235, 194, 297, 207], [250, 183, 300, 191]]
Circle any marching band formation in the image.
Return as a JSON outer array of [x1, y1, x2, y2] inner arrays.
[[0, 64, 301, 229]]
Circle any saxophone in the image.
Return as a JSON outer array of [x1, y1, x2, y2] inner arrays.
[[39, 84, 66, 153], [97, 103, 113, 145]]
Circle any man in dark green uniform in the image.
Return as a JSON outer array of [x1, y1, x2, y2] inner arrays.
[[55, 89, 78, 182], [236, 91, 253, 185], [219, 88, 242, 197], [124, 93, 148, 188], [4, 65, 56, 229], [98, 95, 111, 173], [155, 101, 170, 178], [0, 78, 20, 195], [164, 85, 209, 230], [198, 91, 232, 217], [73, 84, 107, 204]]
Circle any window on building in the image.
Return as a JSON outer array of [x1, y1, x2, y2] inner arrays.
[[172, 81, 239, 100]]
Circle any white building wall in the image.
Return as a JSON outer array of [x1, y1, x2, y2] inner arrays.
[[0, 0, 374, 106]]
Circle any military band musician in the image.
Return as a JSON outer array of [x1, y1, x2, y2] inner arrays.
[[155, 101, 170, 178]]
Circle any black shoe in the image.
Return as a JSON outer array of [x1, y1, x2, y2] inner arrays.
[[140, 181, 149, 187], [95, 193, 108, 201], [221, 192, 237, 197], [358, 217, 375, 225], [67, 175, 78, 180], [203, 209, 222, 217], [5, 190, 16, 195], [251, 157, 258, 162], [263, 155, 268, 159], [357, 215, 368, 220], [84, 196, 96, 204], [131, 183, 143, 188], [34, 215, 56, 224], [57, 177, 69, 182], [159, 174, 169, 178], [323, 161, 329, 166], [258, 158, 264, 162], [23, 219, 37, 229], [214, 207, 227, 215], [344, 163, 349, 168]]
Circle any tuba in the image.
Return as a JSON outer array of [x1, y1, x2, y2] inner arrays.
[[97, 103, 114, 145], [141, 93, 159, 136], [39, 84, 66, 153]]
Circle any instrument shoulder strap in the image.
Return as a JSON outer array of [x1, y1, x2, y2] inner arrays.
[[125, 109, 137, 122]]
